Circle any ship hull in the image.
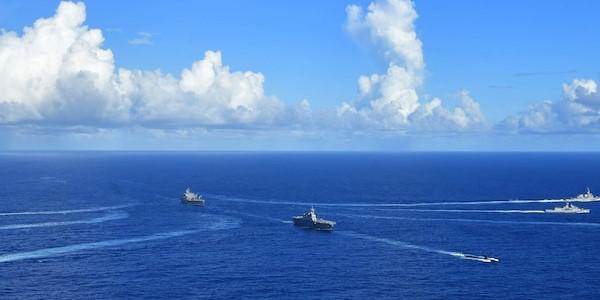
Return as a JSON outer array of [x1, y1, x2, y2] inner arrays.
[[181, 199, 205, 206], [292, 217, 335, 231], [544, 209, 589, 214]]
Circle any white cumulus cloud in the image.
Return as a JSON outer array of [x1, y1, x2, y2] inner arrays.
[[128, 32, 153, 45], [0, 1, 291, 128], [340, 0, 485, 132], [501, 79, 600, 133]]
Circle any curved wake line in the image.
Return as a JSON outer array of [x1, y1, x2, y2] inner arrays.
[[337, 213, 600, 227], [0, 204, 137, 216], [339, 231, 495, 263], [0, 230, 197, 263], [368, 208, 546, 214], [0, 214, 242, 263], [0, 211, 128, 230], [210, 194, 589, 208]]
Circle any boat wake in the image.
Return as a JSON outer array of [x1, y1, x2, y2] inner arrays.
[[339, 231, 498, 263], [0, 211, 129, 230], [222, 210, 286, 223], [209, 194, 588, 208], [0, 230, 197, 263], [213, 210, 497, 263], [337, 213, 600, 228], [0, 203, 137, 216], [0, 213, 241, 263], [367, 208, 546, 214]]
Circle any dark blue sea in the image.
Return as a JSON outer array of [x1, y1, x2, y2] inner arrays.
[[1, 152, 599, 299]]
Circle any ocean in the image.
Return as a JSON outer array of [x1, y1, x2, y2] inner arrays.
[[0, 152, 599, 299]]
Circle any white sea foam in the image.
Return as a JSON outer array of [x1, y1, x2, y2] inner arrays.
[[0, 211, 128, 230], [337, 213, 600, 227], [368, 208, 546, 214], [0, 214, 241, 263], [0, 230, 197, 263], [215, 209, 497, 263], [0, 204, 137, 216], [210, 194, 583, 208], [339, 231, 495, 263]]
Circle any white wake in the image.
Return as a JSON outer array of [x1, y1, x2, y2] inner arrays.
[[0, 230, 197, 263], [210, 194, 590, 208], [0, 211, 128, 230], [0, 214, 241, 263], [0, 204, 137, 216], [337, 213, 600, 227], [339, 231, 497, 263], [367, 208, 546, 214]]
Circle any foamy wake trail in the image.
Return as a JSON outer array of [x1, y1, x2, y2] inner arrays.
[[222, 210, 285, 223], [0, 211, 128, 230], [0, 204, 137, 216], [338, 231, 489, 263], [337, 213, 600, 227], [368, 208, 546, 214], [210, 194, 580, 207], [205, 215, 243, 230], [0, 230, 197, 263]]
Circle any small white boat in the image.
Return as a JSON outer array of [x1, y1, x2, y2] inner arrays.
[[462, 254, 499, 263], [292, 207, 336, 231], [181, 188, 205, 206], [545, 202, 589, 214]]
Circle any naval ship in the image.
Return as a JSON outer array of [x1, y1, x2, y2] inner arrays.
[[181, 188, 205, 206], [462, 254, 500, 263], [292, 207, 336, 231], [545, 202, 589, 214], [568, 187, 600, 202]]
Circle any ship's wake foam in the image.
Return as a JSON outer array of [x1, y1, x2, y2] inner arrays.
[[0, 204, 137, 216], [0, 211, 129, 230], [218, 209, 498, 263], [209, 194, 589, 208], [337, 213, 600, 227], [0, 230, 197, 263], [366, 208, 546, 214], [338, 231, 497, 263], [0, 214, 241, 263]]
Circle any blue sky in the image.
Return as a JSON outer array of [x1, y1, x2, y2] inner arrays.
[[1, 0, 600, 150]]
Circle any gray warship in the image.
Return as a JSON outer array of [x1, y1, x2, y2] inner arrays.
[[292, 207, 336, 231], [181, 188, 205, 206]]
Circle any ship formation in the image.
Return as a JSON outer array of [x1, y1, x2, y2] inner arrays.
[[542, 188, 597, 214], [292, 207, 336, 231]]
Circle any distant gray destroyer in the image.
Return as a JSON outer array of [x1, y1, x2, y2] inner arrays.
[[292, 207, 336, 231], [181, 188, 205, 206], [568, 187, 600, 202]]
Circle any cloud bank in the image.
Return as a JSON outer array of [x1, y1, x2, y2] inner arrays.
[[339, 0, 486, 132], [128, 32, 153, 45], [0, 0, 597, 149], [0, 2, 290, 129], [502, 79, 600, 133]]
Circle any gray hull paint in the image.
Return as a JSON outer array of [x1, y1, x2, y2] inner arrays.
[[293, 217, 335, 231]]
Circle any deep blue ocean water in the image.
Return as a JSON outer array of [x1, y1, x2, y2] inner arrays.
[[1, 152, 599, 299]]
